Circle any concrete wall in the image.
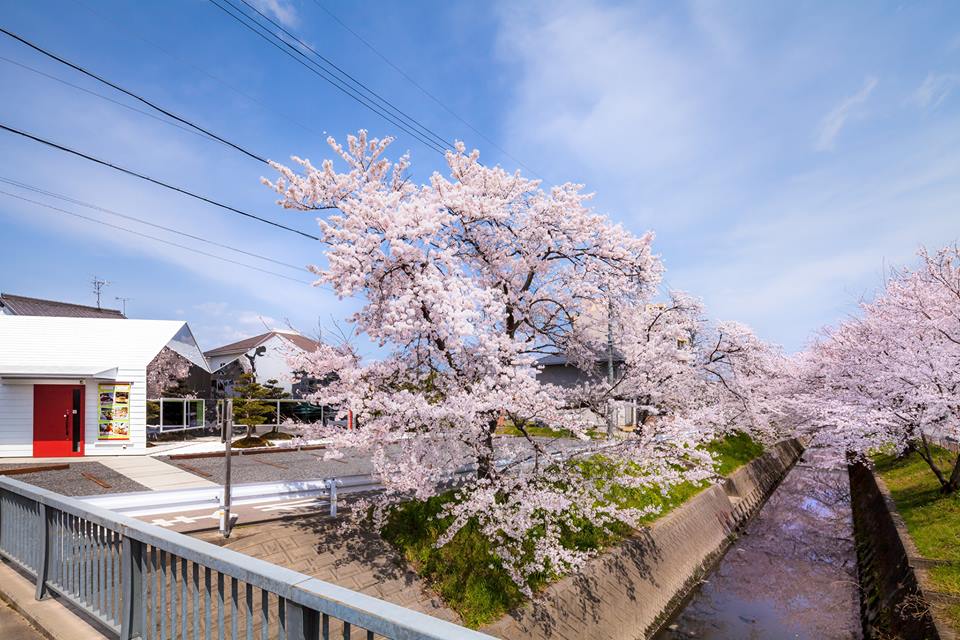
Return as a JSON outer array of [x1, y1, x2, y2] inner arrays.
[[483, 439, 804, 640], [849, 463, 950, 640]]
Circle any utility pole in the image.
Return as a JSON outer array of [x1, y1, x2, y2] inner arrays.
[[606, 295, 616, 439], [220, 398, 234, 538], [115, 296, 132, 316]]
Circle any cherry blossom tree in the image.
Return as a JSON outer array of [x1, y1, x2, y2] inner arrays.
[[699, 320, 799, 443], [802, 245, 960, 493], [265, 132, 719, 589], [146, 346, 193, 398]]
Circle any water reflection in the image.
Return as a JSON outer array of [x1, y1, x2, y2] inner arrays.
[[653, 449, 861, 640]]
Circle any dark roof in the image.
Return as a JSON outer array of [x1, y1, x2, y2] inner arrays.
[[204, 331, 320, 357], [0, 292, 126, 319], [536, 351, 626, 367]]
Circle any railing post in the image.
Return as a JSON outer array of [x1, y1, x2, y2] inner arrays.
[[119, 536, 144, 640], [285, 601, 319, 640], [35, 503, 54, 600], [327, 479, 338, 518]]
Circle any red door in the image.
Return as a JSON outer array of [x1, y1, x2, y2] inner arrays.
[[33, 385, 84, 457]]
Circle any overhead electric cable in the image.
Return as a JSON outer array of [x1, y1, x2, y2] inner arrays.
[[206, 0, 448, 155], [0, 190, 314, 285], [0, 176, 307, 272], [0, 123, 320, 241], [311, 0, 542, 178], [234, 0, 452, 150], [0, 26, 269, 164], [0, 55, 220, 144], [72, 0, 327, 139]]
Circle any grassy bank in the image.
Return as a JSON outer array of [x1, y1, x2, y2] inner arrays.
[[381, 431, 765, 627], [874, 446, 960, 630]]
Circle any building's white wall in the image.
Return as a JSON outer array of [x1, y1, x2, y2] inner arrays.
[[0, 367, 147, 458], [84, 366, 147, 456], [210, 336, 304, 394], [208, 354, 239, 373], [0, 382, 33, 456], [250, 336, 300, 393]]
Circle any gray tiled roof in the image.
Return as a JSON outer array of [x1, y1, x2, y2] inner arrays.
[[0, 292, 126, 318]]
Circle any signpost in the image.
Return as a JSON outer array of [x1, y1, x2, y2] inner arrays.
[[220, 399, 234, 538]]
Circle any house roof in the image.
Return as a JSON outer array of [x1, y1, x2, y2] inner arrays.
[[204, 330, 320, 358], [0, 292, 126, 318], [0, 316, 208, 377], [536, 351, 626, 367]]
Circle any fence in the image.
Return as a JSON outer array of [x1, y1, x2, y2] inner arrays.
[[0, 475, 496, 640], [147, 399, 340, 435], [147, 399, 206, 434]]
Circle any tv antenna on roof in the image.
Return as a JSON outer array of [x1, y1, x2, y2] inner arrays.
[[115, 296, 132, 316], [91, 276, 110, 309]]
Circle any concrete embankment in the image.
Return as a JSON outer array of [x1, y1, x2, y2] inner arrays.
[[656, 449, 861, 639], [483, 438, 804, 640], [849, 462, 951, 640]]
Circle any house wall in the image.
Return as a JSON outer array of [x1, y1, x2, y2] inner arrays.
[[0, 382, 32, 456], [211, 336, 305, 396], [86, 366, 147, 456], [0, 367, 147, 457]]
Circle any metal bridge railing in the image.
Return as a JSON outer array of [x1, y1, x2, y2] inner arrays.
[[0, 476, 496, 640]]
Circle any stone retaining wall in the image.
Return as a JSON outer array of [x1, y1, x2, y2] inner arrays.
[[849, 462, 951, 640], [483, 438, 804, 640]]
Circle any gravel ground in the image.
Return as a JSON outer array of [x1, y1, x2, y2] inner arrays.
[[157, 436, 592, 485], [0, 461, 149, 496], [159, 449, 373, 485]]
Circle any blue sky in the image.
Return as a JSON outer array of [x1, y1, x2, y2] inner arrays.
[[1, 0, 958, 354]]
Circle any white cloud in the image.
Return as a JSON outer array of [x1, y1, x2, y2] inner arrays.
[[236, 310, 280, 329], [910, 72, 960, 111], [815, 76, 878, 151], [194, 301, 229, 316], [494, 2, 960, 351], [250, 0, 299, 28]]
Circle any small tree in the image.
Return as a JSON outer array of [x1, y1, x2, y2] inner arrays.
[[232, 374, 285, 439]]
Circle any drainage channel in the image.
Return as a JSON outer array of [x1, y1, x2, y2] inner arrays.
[[653, 448, 862, 640]]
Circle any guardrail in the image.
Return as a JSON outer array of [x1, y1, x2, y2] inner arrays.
[[81, 440, 616, 521], [81, 475, 382, 519], [0, 476, 496, 640], [925, 432, 959, 453]]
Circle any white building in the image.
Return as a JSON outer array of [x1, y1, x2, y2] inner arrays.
[[205, 330, 320, 397], [0, 316, 208, 457]]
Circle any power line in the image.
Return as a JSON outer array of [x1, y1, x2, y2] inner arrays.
[[207, 0, 449, 156], [0, 176, 308, 272], [0, 55, 220, 144], [72, 0, 328, 140], [311, 0, 543, 179], [208, 0, 445, 155], [0, 122, 320, 241], [0, 26, 268, 165], [0, 189, 315, 285], [234, 0, 451, 150]]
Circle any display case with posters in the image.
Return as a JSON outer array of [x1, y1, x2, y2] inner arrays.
[[98, 383, 131, 440]]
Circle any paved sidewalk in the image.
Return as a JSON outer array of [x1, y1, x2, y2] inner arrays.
[[196, 514, 459, 625], [98, 456, 216, 490], [0, 602, 45, 640], [0, 561, 107, 640]]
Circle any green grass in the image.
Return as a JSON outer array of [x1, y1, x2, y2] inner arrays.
[[874, 447, 960, 631], [495, 421, 574, 439], [380, 431, 765, 627]]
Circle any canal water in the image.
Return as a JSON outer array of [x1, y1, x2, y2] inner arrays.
[[653, 448, 862, 640]]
